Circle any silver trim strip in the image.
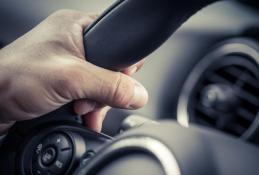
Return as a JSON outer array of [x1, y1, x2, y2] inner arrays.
[[76, 137, 181, 175]]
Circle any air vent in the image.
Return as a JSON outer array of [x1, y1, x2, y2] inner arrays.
[[192, 62, 259, 137], [177, 38, 259, 139]]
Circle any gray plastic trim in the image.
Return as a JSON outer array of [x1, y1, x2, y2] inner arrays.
[[74, 136, 181, 175]]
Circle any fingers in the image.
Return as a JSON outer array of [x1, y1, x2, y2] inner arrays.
[[72, 58, 146, 132], [73, 99, 111, 132], [45, 10, 148, 131], [73, 99, 97, 115], [82, 106, 111, 132], [122, 59, 145, 75], [56, 59, 148, 110], [49, 9, 99, 30], [87, 13, 99, 21], [41, 10, 99, 59], [76, 12, 99, 29], [81, 62, 148, 109], [73, 58, 146, 115]]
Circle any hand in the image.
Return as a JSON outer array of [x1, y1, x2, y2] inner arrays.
[[0, 10, 148, 134]]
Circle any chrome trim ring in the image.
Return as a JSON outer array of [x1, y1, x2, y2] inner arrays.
[[74, 136, 181, 175]]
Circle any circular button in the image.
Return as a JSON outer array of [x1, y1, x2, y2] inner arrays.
[[40, 147, 57, 166], [45, 133, 71, 150]]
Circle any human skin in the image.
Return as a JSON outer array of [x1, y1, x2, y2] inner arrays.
[[0, 10, 148, 134]]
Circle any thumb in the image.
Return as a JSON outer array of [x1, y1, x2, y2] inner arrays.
[[59, 60, 148, 109]]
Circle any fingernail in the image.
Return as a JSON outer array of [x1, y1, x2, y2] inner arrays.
[[129, 82, 148, 109]]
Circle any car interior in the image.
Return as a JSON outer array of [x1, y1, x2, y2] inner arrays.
[[0, 0, 259, 175]]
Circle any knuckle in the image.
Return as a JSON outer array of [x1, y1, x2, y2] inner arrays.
[[50, 9, 85, 22], [48, 9, 85, 33], [48, 9, 78, 24], [51, 9, 75, 18]]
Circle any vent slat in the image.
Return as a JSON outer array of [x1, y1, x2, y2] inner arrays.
[[195, 117, 214, 127], [224, 66, 244, 76], [243, 81, 259, 99], [226, 123, 246, 136], [209, 74, 233, 84], [195, 104, 220, 119], [216, 66, 239, 80], [237, 89, 259, 107], [194, 109, 216, 126], [236, 108, 256, 122], [245, 77, 259, 89], [225, 66, 259, 92], [221, 66, 244, 80]]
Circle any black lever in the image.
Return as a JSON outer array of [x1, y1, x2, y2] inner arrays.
[[84, 0, 216, 70]]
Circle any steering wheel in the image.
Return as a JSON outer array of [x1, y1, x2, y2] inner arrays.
[[0, 0, 259, 175]]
